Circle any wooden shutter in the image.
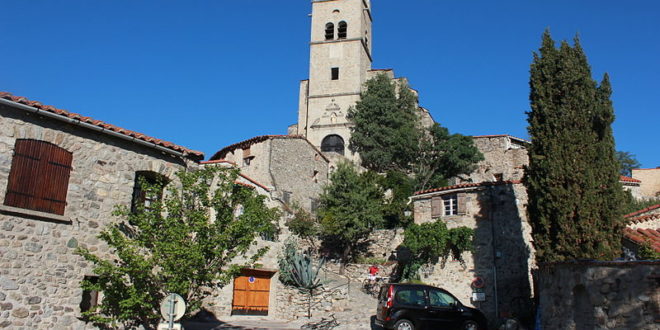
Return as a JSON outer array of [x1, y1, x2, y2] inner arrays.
[[4, 139, 72, 215], [457, 193, 468, 215], [431, 196, 442, 217]]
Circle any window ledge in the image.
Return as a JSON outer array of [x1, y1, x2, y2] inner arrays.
[[0, 205, 71, 224]]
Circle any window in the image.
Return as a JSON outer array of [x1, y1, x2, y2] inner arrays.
[[331, 67, 340, 80], [131, 171, 167, 213], [395, 288, 426, 306], [321, 135, 344, 155], [282, 191, 292, 205], [443, 194, 458, 216], [4, 139, 72, 215], [494, 173, 503, 182], [325, 22, 334, 40], [428, 289, 457, 307], [243, 147, 254, 166], [80, 276, 99, 313], [338, 21, 347, 39]]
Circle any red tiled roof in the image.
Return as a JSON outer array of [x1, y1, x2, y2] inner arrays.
[[624, 204, 660, 218], [620, 175, 642, 183], [628, 213, 660, 225], [0, 92, 204, 160], [234, 181, 256, 190], [623, 227, 660, 253], [238, 173, 270, 192], [211, 135, 329, 162], [472, 134, 530, 144], [200, 159, 237, 166], [413, 180, 522, 196]]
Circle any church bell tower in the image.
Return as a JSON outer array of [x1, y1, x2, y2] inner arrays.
[[294, 0, 373, 161]]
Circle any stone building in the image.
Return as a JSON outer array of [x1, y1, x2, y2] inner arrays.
[[0, 92, 203, 329], [289, 0, 433, 162], [632, 167, 660, 199], [620, 175, 643, 199], [209, 135, 330, 212], [409, 134, 535, 323]]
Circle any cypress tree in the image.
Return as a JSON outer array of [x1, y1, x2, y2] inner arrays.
[[525, 31, 625, 262]]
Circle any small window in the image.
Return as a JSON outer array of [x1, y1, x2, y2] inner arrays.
[[283, 191, 292, 205], [310, 198, 319, 213], [80, 276, 99, 313], [395, 288, 426, 306], [4, 139, 72, 215], [338, 21, 347, 39], [428, 289, 457, 307], [325, 22, 335, 40], [331, 67, 339, 80], [443, 194, 458, 216], [494, 173, 503, 182], [131, 171, 167, 213]]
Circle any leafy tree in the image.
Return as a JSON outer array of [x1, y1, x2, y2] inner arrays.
[[317, 161, 384, 272], [77, 166, 280, 328], [622, 190, 660, 215], [347, 73, 422, 173], [286, 203, 320, 248], [414, 123, 484, 191], [616, 150, 641, 176], [401, 221, 473, 280], [525, 31, 625, 262]]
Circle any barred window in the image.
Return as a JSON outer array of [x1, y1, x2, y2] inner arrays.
[[4, 139, 72, 215], [325, 22, 335, 40], [338, 21, 347, 39]]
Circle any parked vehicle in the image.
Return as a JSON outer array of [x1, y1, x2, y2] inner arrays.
[[375, 283, 487, 330]]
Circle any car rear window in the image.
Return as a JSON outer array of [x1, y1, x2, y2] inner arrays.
[[395, 288, 426, 306]]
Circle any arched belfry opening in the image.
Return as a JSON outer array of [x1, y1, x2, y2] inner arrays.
[[338, 21, 347, 39], [321, 135, 345, 155], [325, 23, 335, 40]]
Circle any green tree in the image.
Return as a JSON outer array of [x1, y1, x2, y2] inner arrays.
[[414, 123, 484, 191], [318, 162, 384, 272], [401, 221, 473, 280], [525, 31, 625, 262], [347, 73, 422, 173], [77, 166, 280, 328], [286, 203, 320, 248], [616, 150, 641, 176]]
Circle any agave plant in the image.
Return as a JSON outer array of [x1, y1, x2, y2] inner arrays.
[[278, 240, 326, 317]]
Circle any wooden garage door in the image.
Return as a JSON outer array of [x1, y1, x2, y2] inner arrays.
[[231, 270, 272, 316]]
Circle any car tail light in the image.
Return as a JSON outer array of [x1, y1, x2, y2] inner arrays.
[[384, 284, 394, 321]]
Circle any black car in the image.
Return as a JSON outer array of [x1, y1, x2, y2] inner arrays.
[[375, 283, 487, 330]]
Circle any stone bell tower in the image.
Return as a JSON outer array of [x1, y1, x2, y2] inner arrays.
[[292, 0, 373, 162]]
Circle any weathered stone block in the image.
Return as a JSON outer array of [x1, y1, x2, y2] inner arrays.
[[11, 307, 29, 318], [0, 277, 18, 290]]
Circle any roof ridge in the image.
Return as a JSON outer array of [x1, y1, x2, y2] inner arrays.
[[624, 204, 660, 218]]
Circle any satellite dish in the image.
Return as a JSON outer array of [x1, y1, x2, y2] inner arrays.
[[160, 293, 186, 322]]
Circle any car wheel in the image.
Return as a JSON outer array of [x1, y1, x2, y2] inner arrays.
[[462, 320, 479, 330], [393, 319, 414, 330]]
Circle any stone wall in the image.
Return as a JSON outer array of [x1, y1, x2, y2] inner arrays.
[[469, 135, 528, 183], [0, 104, 194, 329], [536, 261, 659, 329], [633, 168, 660, 198]]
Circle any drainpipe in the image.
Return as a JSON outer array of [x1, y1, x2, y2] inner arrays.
[[488, 186, 499, 320], [0, 98, 188, 159]]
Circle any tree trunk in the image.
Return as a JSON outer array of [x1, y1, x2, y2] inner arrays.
[[340, 245, 352, 275]]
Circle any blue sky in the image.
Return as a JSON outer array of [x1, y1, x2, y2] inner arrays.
[[2, 1, 658, 167]]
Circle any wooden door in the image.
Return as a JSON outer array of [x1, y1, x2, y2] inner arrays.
[[231, 270, 272, 315]]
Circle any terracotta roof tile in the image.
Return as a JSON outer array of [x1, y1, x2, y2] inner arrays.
[[238, 173, 270, 192], [623, 227, 660, 253], [211, 135, 329, 162], [620, 175, 642, 183], [624, 204, 660, 218], [413, 180, 522, 196], [627, 213, 660, 225], [0, 92, 204, 160]]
